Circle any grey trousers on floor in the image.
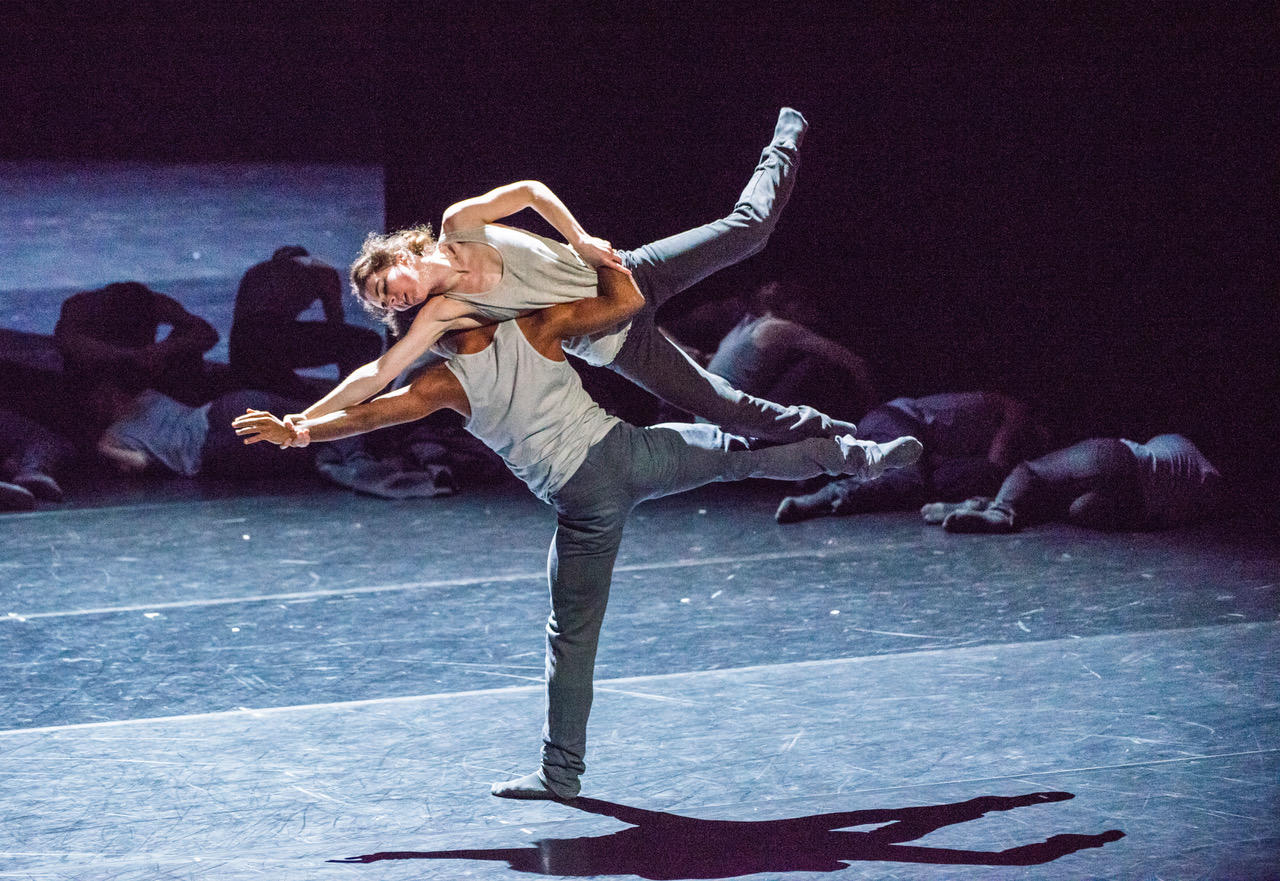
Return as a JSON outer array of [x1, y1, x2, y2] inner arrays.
[[537, 421, 850, 797], [611, 135, 857, 442]]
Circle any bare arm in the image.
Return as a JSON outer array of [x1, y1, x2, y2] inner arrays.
[[442, 180, 625, 270], [151, 294, 220, 358], [524, 267, 645, 353], [233, 364, 466, 446], [298, 296, 484, 420]]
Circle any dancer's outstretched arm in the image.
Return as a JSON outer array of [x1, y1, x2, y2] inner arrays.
[[441, 180, 625, 271], [234, 365, 465, 448], [235, 267, 644, 446], [298, 295, 483, 422]]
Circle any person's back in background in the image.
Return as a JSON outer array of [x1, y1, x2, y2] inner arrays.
[[230, 246, 383, 399]]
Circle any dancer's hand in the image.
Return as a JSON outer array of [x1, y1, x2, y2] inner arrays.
[[574, 235, 629, 272], [232, 409, 295, 448]]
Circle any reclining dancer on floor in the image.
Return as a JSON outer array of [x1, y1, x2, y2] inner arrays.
[[930, 434, 1223, 533], [233, 267, 922, 801], [275, 108, 859, 447]]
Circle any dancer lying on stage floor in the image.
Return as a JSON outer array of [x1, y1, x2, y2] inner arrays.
[[233, 266, 922, 801], [776, 392, 1050, 523], [927, 434, 1222, 533], [279, 108, 858, 446]]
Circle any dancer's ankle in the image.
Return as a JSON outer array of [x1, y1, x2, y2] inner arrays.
[[491, 770, 576, 801], [773, 107, 808, 150]]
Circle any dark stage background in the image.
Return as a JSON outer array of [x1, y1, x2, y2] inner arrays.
[[3, 2, 1275, 496]]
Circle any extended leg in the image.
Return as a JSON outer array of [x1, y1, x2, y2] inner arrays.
[[608, 109, 855, 442], [620, 108, 805, 309], [635, 423, 921, 502], [494, 432, 633, 802]]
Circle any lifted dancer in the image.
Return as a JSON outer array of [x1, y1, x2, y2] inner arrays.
[[279, 108, 856, 444], [233, 267, 921, 801]]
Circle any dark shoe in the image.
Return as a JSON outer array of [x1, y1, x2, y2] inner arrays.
[[11, 472, 64, 502]]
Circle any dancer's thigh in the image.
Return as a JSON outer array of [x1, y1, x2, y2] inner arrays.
[[611, 318, 745, 421]]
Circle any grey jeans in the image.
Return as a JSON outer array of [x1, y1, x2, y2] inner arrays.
[[537, 421, 849, 797], [611, 137, 857, 442]]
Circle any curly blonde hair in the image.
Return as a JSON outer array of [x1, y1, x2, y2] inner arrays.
[[348, 224, 437, 332]]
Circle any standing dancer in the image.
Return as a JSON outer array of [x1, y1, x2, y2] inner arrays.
[[233, 268, 921, 801], [279, 108, 857, 444]]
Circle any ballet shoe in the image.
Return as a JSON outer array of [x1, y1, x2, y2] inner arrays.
[[837, 435, 922, 481], [773, 107, 808, 150]]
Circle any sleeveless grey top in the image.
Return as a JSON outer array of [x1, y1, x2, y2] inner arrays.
[[439, 320, 620, 501], [104, 389, 211, 477], [439, 224, 632, 365]]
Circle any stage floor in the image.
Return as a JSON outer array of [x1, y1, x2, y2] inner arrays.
[[2, 480, 1276, 880]]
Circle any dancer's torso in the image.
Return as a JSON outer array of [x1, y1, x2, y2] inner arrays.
[[437, 319, 619, 501], [438, 223, 633, 365], [439, 223, 599, 320]]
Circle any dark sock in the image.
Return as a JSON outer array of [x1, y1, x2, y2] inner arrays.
[[12, 472, 64, 502], [776, 481, 847, 523]]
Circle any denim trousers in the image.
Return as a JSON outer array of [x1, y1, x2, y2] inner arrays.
[[537, 421, 850, 797]]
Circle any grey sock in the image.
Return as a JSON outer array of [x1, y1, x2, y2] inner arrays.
[[491, 771, 573, 801]]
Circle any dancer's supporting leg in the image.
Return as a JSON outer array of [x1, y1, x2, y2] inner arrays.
[[608, 109, 859, 443], [495, 424, 921, 800]]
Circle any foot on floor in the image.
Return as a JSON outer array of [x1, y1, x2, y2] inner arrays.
[[921, 496, 991, 525], [943, 502, 1017, 533], [491, 771, 575, 802]]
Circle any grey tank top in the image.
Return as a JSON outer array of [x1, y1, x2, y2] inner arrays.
[[440, 224, 632, 365], [439, 320, 620, 501], [104, 389, 211, 477]]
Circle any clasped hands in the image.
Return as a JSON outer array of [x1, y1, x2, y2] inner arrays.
[[231, 410, 310, 448]]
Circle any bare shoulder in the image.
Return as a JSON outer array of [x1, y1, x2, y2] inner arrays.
[[514, 313, 568, 361]]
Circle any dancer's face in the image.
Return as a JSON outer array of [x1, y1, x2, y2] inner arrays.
[[369, 251, 449, 312]]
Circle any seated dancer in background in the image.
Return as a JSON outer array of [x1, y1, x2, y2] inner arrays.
[[286, 107, 858, 446], [699, 279, 878, 426], [54, 281, 220, 405], [933, 434, 1222, 533], [777, 392, 1049, 523], [233, 267, 922, 801], [230, 246, 384, 399]]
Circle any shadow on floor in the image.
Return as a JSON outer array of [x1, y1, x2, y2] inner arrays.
[[331, 791, 1124, 877]]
